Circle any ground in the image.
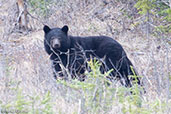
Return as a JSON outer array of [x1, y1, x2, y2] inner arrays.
[[0, 0, 170, 113]]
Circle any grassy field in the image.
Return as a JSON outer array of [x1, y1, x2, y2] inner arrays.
[[0, 0, 170, 113]]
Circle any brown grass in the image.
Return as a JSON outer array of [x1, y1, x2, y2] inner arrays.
[[0, 0, 170, 113]]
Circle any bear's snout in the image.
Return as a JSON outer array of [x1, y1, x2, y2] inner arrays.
[[51, 38, 61, 48]]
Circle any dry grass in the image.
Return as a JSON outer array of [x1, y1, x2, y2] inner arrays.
[[0, 0, 170, 113]]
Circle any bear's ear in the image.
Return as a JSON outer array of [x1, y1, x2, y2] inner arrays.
[[43, 25, 51, 34], [61, 25, 69, 34]]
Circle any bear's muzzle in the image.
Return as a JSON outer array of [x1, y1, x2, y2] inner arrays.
[[51, 38, 61, 48]]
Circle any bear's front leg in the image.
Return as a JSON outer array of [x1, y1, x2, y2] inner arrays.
[[52, 61, 64, 80]]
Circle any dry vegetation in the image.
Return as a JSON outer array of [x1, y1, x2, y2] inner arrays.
[[0, 0, 170, 113]]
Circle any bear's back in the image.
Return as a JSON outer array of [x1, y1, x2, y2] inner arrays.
[[69, 36, 123, 51]]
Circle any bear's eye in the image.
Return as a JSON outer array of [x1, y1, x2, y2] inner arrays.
[[51, 36, 61, 40]]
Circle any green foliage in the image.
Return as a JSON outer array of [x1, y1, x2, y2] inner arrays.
[[134, 0, 156, 15], [156, 24, 171, 33], [27, 0, 53, 17], [58, 58, 115, 113], [41, 91, 53, 113], [134, 0, 170, 34], [0, 58, 170, 113], [85, 59, 114, 113], [15, 89, 30, 112], [114, 66, 144, 114], [58, 58, 147, 114], [58, 58, 171, 114], [160, 8, 171, 21], [0, 89, 54, 114]]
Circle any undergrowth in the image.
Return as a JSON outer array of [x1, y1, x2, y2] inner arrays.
[[0, 59, 170, 114]]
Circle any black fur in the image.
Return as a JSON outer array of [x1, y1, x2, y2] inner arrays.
[[43, 25, 141, 87]]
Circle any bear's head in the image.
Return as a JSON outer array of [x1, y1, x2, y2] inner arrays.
[[43, 25, 71, 54]]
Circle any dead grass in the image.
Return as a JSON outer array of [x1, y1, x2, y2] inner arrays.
[[0, 0, 170, 113]]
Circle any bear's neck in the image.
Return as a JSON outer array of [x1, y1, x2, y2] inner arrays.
[[69, 35, 83, 47]]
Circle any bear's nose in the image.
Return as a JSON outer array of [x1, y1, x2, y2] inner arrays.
[[51, 39, 60, 48], [54, 44, 60, 48]]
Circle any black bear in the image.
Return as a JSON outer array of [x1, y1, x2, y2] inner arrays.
[[43, 25, 141, 87]]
